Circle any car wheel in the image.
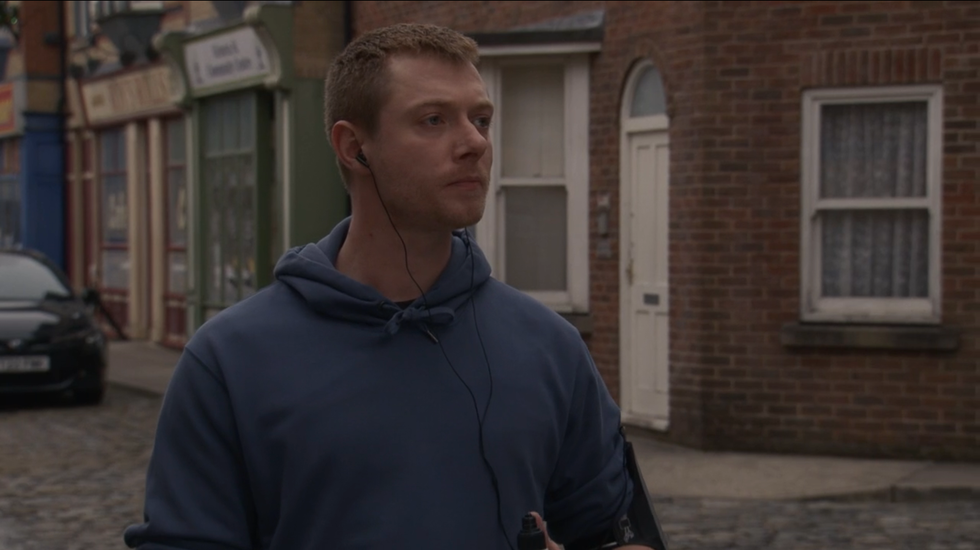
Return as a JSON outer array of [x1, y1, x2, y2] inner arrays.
[[74, 387, 105, 406]]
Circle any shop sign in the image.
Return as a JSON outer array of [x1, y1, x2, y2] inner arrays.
[[0, 83, 15, 135], [184, 26, 272, 92], [82, 65, 175, 125]]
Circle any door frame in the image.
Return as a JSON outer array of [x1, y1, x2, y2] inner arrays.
[[619, 61, 671, 430], [161, 116, 189, 348]]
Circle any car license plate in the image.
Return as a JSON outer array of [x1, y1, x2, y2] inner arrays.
[[0, 356, 50, 373]]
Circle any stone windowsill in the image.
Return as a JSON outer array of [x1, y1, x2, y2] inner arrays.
[[781, 322, 960, 352]]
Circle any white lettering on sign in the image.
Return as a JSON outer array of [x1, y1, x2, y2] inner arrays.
[[184, 26, 272, 91]]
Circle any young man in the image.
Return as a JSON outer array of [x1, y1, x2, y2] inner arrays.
[[124, 24, 655, 550]]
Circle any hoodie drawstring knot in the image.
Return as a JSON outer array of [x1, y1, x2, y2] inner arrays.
[[383, 306, 456, 336]]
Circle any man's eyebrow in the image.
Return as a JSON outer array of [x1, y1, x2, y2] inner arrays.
[[408, 99, 495, 112]]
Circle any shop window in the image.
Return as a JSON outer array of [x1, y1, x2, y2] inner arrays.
[[801, 86, 942, 324], [100, 128, 129, 290], [89, 0, 162, 20], [73, 1, 92, 39], [202, 93, 257, 312]]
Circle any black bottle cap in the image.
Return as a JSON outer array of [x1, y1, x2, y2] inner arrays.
[[517, 513, 547, 550]]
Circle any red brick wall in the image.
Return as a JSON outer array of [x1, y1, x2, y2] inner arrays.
[[294, 1, 346, 79], [353, 0, 980, 460], [20, 1, 61, 75], [681, 0, 980, 461], [355, 1, 603, 33]]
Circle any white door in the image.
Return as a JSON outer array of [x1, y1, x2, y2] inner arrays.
[[621, 130, 670, 428]]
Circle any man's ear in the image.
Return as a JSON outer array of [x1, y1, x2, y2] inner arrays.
[[330, 121, 368, 172]]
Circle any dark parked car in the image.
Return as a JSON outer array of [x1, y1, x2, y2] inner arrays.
[[0, 248, 107, 404]]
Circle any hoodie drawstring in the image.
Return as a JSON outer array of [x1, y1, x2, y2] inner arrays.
[[383, 306, 456, 338]]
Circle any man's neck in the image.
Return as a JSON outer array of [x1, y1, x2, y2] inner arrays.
[[335, 214, 453, 303]]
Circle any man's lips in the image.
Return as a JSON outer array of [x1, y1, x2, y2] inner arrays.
[[448, 178, 487, 188]]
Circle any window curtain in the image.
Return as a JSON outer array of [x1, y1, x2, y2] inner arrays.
[[819, 102, 929, 298], [500, 65, 568, 291]]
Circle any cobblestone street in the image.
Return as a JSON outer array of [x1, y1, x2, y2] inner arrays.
[[653, 497, 980, 550], [0, 387, 158, 550], [0, 386, 977, 549]]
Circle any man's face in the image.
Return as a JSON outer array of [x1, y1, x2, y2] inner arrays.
[[363, 54, 493, 232]]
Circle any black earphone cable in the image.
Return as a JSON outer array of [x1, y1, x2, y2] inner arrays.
[[361, 156, 516, 550]]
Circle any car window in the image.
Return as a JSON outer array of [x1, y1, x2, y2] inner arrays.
[[0, 253, 73, 301]]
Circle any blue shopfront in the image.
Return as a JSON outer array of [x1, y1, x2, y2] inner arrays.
[[0, 79, 64, 268]]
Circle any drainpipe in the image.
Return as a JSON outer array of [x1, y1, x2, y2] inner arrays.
[[57, 0, 68, 269]]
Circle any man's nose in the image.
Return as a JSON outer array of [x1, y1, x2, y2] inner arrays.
[[455, 121, 489, 160]]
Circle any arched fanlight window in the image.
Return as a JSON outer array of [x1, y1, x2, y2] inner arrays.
[[629, 64, 666, 118]]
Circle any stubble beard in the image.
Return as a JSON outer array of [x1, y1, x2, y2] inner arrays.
[[428, 189, 487, 232]]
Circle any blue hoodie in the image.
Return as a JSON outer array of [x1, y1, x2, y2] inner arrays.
[[124, 218, 631, 549]]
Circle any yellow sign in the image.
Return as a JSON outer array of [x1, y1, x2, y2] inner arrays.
[[0, 83, 15, 134], [81, 65, 175, 124]]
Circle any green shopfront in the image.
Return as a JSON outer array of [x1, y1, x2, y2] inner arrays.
[[156, 4, 347, 333]]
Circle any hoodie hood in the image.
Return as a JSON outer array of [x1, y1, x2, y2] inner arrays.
[[274, 217, 491, 336]]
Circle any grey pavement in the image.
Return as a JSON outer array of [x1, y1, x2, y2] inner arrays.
[[107, 340, 980, 503]]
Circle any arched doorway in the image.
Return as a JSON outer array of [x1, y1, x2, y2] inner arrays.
[[619, 61, 670, 430]]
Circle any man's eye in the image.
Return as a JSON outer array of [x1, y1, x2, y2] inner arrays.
[[474, 116, 492, 129], [424, 115, 442, 126]]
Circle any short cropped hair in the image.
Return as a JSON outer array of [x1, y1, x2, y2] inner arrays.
[[324, 23, 480, 177]]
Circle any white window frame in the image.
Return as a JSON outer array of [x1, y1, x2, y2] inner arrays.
[[800, 85, 943, 324], [474, 53, 590, 313]]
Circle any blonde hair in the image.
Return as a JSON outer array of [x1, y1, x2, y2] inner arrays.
[[324, 23, 480, 184]]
